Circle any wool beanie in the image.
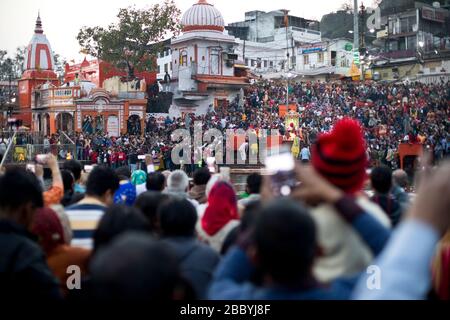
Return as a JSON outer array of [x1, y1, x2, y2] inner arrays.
[[312, 118, 368, 194]]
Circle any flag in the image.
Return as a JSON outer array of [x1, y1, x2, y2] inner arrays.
[[284, 11, 289, 27]]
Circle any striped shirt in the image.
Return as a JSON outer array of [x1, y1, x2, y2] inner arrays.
[[65, 203, 106, 249]]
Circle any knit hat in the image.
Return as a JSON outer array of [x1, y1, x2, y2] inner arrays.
[[312, 118, 368, 194], [131, 170, 147, 186]]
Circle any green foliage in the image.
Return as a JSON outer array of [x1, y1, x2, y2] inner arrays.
[[77, 0, 181, 78], [0, 47, 26, 81]]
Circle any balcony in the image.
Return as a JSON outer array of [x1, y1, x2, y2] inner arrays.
[[379, 50, 417, 60]]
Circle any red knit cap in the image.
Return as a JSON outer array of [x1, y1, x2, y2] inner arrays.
[[312, 118, 368, 194]]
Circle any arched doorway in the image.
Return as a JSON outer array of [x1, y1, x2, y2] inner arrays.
[[127, 115, 141, 135], [56, 113, 74, 133], [106, 115, 119, 137]]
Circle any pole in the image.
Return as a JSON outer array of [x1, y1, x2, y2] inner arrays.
[[285, 9, 290, 106], [0, 131, 16, 170], [353, 0, 359, 52]]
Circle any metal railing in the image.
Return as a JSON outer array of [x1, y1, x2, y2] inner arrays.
[[0, 143, 77, 164]]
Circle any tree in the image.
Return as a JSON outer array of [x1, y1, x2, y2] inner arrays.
[[54, 53, 66, 80], [77, 0, 181, 79]]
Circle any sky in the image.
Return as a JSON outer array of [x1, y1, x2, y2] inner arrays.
[[0, 0, 350, 62]]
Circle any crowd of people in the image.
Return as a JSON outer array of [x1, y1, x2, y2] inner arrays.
[[69, 80, 448, 172], [1, 116, 450, 302]]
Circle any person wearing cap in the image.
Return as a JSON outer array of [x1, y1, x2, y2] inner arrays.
[[309, 118, 391, 283]]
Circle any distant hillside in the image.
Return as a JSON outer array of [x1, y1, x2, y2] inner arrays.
[[320, 10, 354, 40]]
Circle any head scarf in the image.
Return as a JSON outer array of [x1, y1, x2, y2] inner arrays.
[[131, 170, 147, 186], [201, 182, 239, 236]]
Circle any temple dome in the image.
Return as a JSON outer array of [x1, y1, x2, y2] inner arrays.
[[181, 0, 225, 33]]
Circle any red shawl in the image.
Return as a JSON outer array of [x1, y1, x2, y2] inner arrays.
[[201, 182, 239, 236]]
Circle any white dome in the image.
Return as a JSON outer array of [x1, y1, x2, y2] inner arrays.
[[181, 0, 225, 33], [24, 14, 55, 71]]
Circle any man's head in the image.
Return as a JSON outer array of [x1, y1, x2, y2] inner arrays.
[[85, 166, 120, 205], [253, 199, 317, 287], [93, 205, 150, 252], [246, 173, 262, 195], [63, 159, 83, 182], [61, 169, 75, 194], [158, 198, 197, 238], [115, 166, 132, 180], [193, 168, 211, 186], [167, 170, 189, 193], [89, 233, 182, 300], [146, 172, 166, 192], [393, 169, 408, 189], [0, 168, 44, 230], [134, 192, 170, 231], [371, 166, 393, 195]]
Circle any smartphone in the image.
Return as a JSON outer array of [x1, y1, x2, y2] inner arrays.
[[138, 155, 146, 160], [35, 154, 48, 164], [265, 149, 297, 197], [26, 164, 36, 173], [207, 157, 216, 173], [84, 165, 94, 173]]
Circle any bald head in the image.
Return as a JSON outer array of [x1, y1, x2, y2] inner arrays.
[[393, 169, 408, 189]]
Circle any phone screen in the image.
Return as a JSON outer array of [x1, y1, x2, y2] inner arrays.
[[265, 151, 297, 197], [26, 164, 35, 173]]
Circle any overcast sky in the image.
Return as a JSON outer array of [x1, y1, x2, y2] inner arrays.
[[0, 0, 351, 62]]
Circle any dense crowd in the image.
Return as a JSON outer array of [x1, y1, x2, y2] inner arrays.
[[1, 116, 450, 302], [67, 80, 449, 172]]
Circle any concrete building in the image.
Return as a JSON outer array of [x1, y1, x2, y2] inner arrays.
[[294, 39, 355, 81], [167, 0, 250, 117], [372, 1, 450, 82]]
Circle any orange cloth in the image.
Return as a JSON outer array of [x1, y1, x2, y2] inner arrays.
[[43, 186, 64, 207], [47, 245, 91, 296]]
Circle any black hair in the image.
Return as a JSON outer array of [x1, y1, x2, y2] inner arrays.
[[246, 173, 262, 194], [193, 167, 211, 186], [0, 168, 44, 211], [158, 198, 197, 237], [115, 166, 132, 180], [85, 166, 120, 198], [134, 192, 170, 231], [371, 165, 393, 194], [62, 159, 83, 181], [61, 169, 75, 194], [254, 199, 316, 286], [93, 205, 150, 252], [89, 232, 187, 300], [146, 172, 166, 192]]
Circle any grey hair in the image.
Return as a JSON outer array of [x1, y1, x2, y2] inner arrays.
[[167, 170, 190, 193]]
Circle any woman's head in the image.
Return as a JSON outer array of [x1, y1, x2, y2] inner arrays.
[[201, 182, 238, 236]]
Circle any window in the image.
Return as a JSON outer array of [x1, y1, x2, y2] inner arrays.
[[164, 63, 168, 73], [264, 60, 268, 68], [180, 50, 188, 66], [382, 72, 388, 78], [270, 61, 274, 68], [331, 51, 336, 66], [245, 58, 249, 66], [170, 62, 173, 71], [256, 58, 262, 68], [318, 52, 324, 63], [210, 48, 221, 75], [303, 55, 309, 65], [157, 65, 161, 74]]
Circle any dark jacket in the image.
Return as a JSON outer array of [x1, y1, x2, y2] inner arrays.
[[0, 219, 62, 301], [161, 237, 220, 299], [371, 193, 402, 227]]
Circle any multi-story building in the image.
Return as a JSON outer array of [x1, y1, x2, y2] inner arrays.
[[295, 39, 355, 81], [167, 0, 250, 117], [372, 1, 450, 82]]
